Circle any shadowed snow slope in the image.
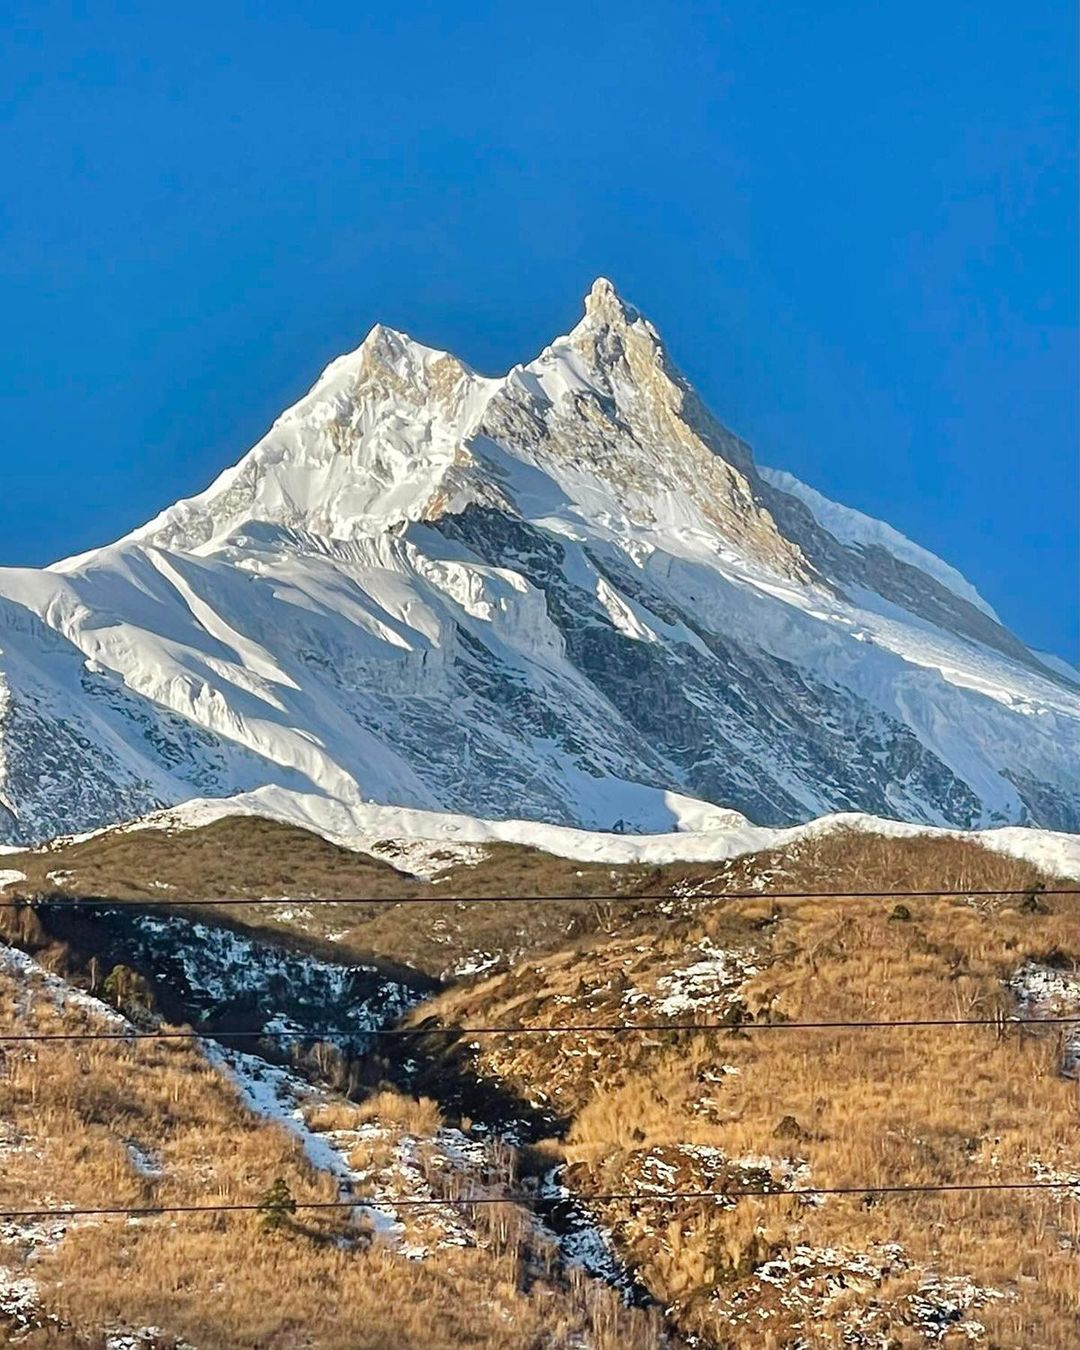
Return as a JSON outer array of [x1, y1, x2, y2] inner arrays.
[[0, 279, 1076, 845]]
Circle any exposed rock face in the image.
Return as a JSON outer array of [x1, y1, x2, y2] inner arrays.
[[0, 279, 1076, 844]]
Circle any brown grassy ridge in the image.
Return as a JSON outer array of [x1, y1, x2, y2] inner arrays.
[[0, 955, 665, 1349], [409, 829, 1080, 1347], [1, 815, 670, 975]]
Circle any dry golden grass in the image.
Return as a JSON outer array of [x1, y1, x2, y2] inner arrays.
[[5, 819, 1078, 1344], [0, 959, 661, 1348], [419, 830, 1080, 1347], [352, 1089, 444, 1135]]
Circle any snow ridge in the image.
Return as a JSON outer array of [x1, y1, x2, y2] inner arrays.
[[760, 466, 998, 619]]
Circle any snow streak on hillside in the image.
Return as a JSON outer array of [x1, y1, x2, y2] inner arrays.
[[0, 279, 1076, 846]]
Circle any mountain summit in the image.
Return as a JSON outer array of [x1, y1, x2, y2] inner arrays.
[[0, 281, 1076, 845]]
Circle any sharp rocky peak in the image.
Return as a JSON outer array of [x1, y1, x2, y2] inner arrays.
[[581, 275, 642, 325], [345, 322, 477, 398], [358, 320, 446, 364], [106, 278, 812, 579], [15, 281, 1073, 851], [569, 277, 663, 364]]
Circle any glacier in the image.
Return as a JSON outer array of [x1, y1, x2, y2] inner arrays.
[[0, 277, 1076, 846]]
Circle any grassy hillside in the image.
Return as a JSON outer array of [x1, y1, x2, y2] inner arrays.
[[2, 819, 1077, 1346], [0, 945, 661, 1348], [408, 830, 1080, 1346], [0, 815, 671, 974]]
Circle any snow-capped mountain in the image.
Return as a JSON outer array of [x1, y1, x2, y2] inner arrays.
[[0, 278, 1076, 846]]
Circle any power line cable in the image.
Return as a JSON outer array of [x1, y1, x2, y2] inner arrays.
[[1, 887, 1075, 912], [2, 1179, 1077, 1222], [2, 1013, 1077, 1043]]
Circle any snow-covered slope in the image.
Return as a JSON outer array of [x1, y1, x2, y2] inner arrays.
[[0, 279, 1076, 846], [759, 467, 998, 619]]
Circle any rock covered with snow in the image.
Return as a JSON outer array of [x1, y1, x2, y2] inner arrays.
[[0, 279, 1076, 846]]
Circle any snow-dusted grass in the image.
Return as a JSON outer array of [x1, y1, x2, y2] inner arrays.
[[1010, 959, 1080, 1077], [650, 942, 759, 1018], [0, 940, 128, 1027], [713, 1239, 1008, 1344], [202, 1043, 411, 1246], [0, 944, 657, 1347]]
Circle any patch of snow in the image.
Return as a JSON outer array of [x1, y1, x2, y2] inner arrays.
[[0, 943, 128, 1028], [447, 952, 501, 979], [1026, 1157, 1080, 1199], [268, 904, 314, 924], [712, 1239, 1007, 1345], [536, 1169, 638, 1295], [105, 1329, 195, 1350], [202, 1044, 498, 1257], [594, 577, 657, 642], [652, 942, 758, 1017], [1009, 960, 1080, 1075], [0, 1268, 47, 1335], [202, 1042, 406, 1243], [907, 1274, 1006, 1344], [365, 839, 489, 881], [124, 1141, 164, 1180], [1010, 960, 1080, 1014]]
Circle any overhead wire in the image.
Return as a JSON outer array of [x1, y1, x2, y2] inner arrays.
[[3, 883, 1075, 1235], [1, 1178, 1077, 1223], [0, 1013, 1077, 1043], [0, 886, 1074, 911]]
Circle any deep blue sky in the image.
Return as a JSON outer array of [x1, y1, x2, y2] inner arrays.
[[2, 3, 1076, 659]]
